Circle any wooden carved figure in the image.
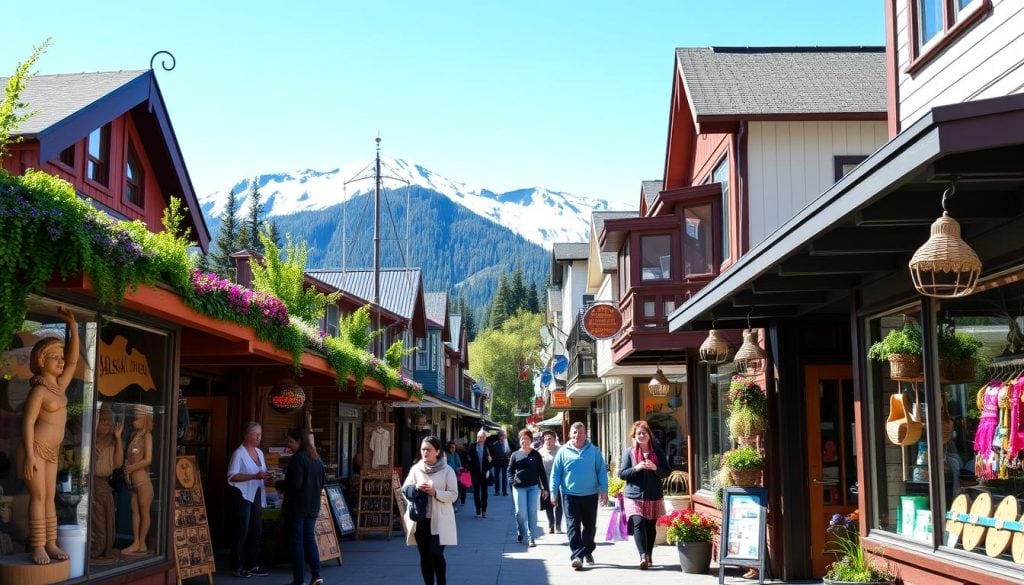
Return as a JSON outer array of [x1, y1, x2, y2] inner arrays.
[[124, 405, 154, 555], [90, 405, 123, 561]]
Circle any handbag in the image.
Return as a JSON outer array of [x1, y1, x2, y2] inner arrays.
[[604, 493, 629, 542], [403, 484, 429, 522], [458, 468, 472, 489]]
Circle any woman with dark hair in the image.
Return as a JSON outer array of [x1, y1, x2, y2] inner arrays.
[[403, 436, 458, 585], [283, 428, 325, 585], [226, 422, 268, 577], [619, 420, 670, 570]]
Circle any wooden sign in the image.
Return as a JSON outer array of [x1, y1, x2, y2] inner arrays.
[[582, 303, 623, 340], [98, 335, 157, 396], [173, 456, 215, 585], [551, 390, 571, 408], [719, 486, 768, 585], [315, 491, 343, 565], [325, 482, 356, 536]]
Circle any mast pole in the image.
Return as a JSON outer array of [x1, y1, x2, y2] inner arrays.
[[374, 137, 382, 354]]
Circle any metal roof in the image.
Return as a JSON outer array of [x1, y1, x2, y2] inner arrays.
[[3, 71, 148, 136], [307, 268, 422, 320], [676, 47, 886, 118], [424, 292, 448, 327]]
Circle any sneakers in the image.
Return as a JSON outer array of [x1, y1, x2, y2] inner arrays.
[[639, 556, 650, 570], [482, 511, 487, 518], [549, 523, 555, 533], [231, 568, 251, 578], [571, 558, 583, 570], [584, 554, 595, 565], [529, 538, 537, 547], [310, 578, 324, 585]]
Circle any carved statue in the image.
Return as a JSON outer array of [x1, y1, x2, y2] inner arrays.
[[90, 405, 123, 561], [123, 405, 153, 555], [19, 307, 79, 565]]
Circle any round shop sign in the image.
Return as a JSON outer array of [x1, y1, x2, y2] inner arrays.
[[582, 303, 624, 340], [270, 379, 306, 413]]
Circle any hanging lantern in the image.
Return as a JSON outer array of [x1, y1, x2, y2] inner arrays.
[[699, 329, 731, 364], [908, 198, 981, 298], [269, 379, 305, 413], [734, 330, 767, 375], [667, 390, 683, 412], [647, 367, 672, 396]]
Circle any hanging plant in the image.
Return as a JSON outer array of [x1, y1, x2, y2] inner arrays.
[[727, 376, 768, 439], [868, 321, 923, 380]]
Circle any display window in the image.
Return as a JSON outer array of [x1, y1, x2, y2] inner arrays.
[[695, 362, 735, 491], [0, 298, 174, 581], [866, 281, 1024, 569], [643, 381, 688, 471]]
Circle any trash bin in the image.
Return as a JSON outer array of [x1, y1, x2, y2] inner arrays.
[[57, 524, 86, 578]]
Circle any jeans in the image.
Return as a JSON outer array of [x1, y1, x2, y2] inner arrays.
[[493, 462, 509, 495], [629, 514, 656, 558], [287, 515, 320, 585], [230, 487, 262, 571], [512, 484, 540, 540], [563, 493, 599, 561], [415, 518, 446, 585], [472, 474, 488, 514]]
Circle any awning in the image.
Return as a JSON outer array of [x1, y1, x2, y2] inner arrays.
[[463, 417, 504, 431], [392, 393, 480, 417], [667, 93, 1024, 332], [534, 411, 564, 428]]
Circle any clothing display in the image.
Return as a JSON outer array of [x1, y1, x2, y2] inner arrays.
[[369, 426, 391, 468], [973, 377, 1024, 479]]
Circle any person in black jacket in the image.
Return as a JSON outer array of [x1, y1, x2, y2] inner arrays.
[[488, 430, 513, 496], [618, 420, 670, 570], [283, 428, 325, 585], [464, 429, 491, 517], [507, 429, 548, 547]]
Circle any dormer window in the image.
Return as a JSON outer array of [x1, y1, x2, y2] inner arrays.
[[640, 234, 672, 280], [683, 204, 714, 275], [87, 124, 111, 186], [125, 144, 144, 208]]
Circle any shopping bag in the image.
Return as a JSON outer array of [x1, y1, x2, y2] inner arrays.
[[604, 493, 629, 542], [459, 468, 472, 488]]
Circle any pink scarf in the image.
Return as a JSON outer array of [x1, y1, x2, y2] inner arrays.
[[633, 444, 658, 467]]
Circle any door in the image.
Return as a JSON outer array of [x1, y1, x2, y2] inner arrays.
[[181, 396, 229, 546], [805, 365, 857, 577]]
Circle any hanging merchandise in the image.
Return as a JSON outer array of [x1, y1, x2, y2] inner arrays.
[[519, 363, 532, 381], [552, 355, 569, 376], [540, 369, 553, 386], [886, 385, 922, 446]]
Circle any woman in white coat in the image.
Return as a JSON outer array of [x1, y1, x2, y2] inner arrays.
[[403, 435, 458, 585]]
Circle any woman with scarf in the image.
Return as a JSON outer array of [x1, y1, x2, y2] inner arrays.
[[618, 420, 670, 570], [403, 436, 458, 585]]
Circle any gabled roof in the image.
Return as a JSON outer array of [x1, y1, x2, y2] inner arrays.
[[447, 314, 463, 350], [307, 268, 427, 336], [424, 292, 451, 341], [641, 180, 663, 213], [3, 70, 211, 249], [676, 47, 886, 120], [591, 211, 638, 272], [552, 242, 590, 261]]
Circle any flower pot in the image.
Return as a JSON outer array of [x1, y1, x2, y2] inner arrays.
[[887, 354, 922, 381], [676, 540, 712, 574], [663, 494, 690, 513], [729, 468, 762, 486], [823, 579, 894, 585]]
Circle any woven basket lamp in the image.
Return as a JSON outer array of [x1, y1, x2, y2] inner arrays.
[[908, 184, 982, 298], [735, 329, 767, 375], [699, 329, 731, 364], [647, 367, 672, 396]]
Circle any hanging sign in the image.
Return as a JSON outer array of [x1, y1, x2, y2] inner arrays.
[[518, 363, 531, 381], [98, 335, 157, 396], [551, 390, 571, 408], [552, 355, 569, 375], [472, 383, 482, 395], [719, 486, 768, 585], [540, 369, 553, 386], [270, 379, 306, 413], [582, 304, 624, 340]]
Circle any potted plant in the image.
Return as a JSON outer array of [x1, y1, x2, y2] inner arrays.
[[607, 470, 625, 500], [824, 512, 895, 585], [659, 509, 716, 574], [656, 470, 691, 544], [867, 322, 923, 380], [938, 329, 982, 382], [722, 446, 763, 486], [727, 376, 768, 442]]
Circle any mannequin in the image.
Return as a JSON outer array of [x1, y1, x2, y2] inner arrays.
[[90, 405, 123, 561], [123, 405, 153, 555], [19, 307, 79, 565]]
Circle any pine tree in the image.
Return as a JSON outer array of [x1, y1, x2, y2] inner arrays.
[[457, 294, 476, 340], [209, 188, 241, 278], [510, 263, 526, 312], [244, 178, 264, 252], [489, 273, 511, 330], [526, 281, 540, 314]]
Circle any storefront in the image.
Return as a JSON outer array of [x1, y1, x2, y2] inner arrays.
[[668, 95, 1024, 583]]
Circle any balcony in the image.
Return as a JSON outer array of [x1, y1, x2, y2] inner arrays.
[[566, 309, 604, 398], [611, 282, 713, 365]]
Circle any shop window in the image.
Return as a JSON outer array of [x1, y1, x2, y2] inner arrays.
[[0, 303, 172, 579], [683, 204, 714, 276], [87, 124, 111, 187], [125, 144, 145, 209], [695, 362, 734, 490], [644, 378, 688, 472], [640, 234, 671, 281]]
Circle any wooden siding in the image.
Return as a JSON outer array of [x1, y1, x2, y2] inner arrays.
[[690, 132, 730, 185], [746, 121, 888, 247], [895, 0, 1024, 129]]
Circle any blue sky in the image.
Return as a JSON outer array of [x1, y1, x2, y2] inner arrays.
[[2, 1, 883, 207]]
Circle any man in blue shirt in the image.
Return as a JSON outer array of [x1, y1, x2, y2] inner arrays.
[[549, 422, 608, 570]]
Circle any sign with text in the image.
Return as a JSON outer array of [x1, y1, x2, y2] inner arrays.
[[719, 486, 768, 585], [581, 304, 623, 340], [98, 335, 157, 396], [173, 456, 215, 584], [551, 390, 571, 408]]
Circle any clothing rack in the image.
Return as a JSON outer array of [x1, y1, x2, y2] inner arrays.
[[988, 354, 1024, 374]]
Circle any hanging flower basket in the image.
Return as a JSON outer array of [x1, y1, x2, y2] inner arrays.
[[940, 358, 976, 382], [887, 354, 922, 381], [729, 468, 762, 487]]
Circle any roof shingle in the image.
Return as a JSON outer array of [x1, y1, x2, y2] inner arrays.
[[2, 71, 148, 136], [641, 181, 663, 208], [552, 242, 589, 261]]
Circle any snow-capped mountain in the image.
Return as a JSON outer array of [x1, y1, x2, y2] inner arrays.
[[197, 158, 632, 248]]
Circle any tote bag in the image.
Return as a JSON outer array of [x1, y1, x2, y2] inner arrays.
[[458, 468, 472, 489]]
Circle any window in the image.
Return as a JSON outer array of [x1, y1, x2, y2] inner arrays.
[[87, 124, 111, 186], [682, 204, 714, 275], [640, 234, 671, 280], [619, 240, 631, 292], [59, 144, 76, 168], [908, 0, 989, 72], [323, 305, 339, 337], [645, 378, 689, 471], [430, 331, 440, 368], [705, 157, 731, 263], [125, 144, 145, 208], [582, 294, 595, 308], [696, 362, 734, 489], [415, 337, 428, 370], [834, 155, 868, 182]]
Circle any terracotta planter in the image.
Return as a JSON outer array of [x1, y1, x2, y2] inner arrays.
[[676, 540, 712, 574], [729, 468, 762, 486]]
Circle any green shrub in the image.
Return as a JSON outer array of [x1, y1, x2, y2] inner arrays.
[[722, 446, 763, 470], [867, 322, 922, 361]]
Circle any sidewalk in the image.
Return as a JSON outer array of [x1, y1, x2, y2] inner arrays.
[[206, 492, 819, 585]]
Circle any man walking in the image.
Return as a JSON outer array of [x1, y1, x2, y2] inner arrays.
[[465, 429, 491, 517], [549, 422, 607, 570], [488, 429, 512, 496]]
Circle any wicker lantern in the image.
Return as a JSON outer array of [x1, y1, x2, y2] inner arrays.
[[735, 330, 767, 375], [647, 367, 672, 396], [699, 329, 731, 364], [908, 184, 982, 298]]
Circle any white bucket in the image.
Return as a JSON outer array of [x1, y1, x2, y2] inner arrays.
[[57, 524, 86, 578]]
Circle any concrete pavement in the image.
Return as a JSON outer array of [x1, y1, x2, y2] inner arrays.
[[205, 490, 819, 585]]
